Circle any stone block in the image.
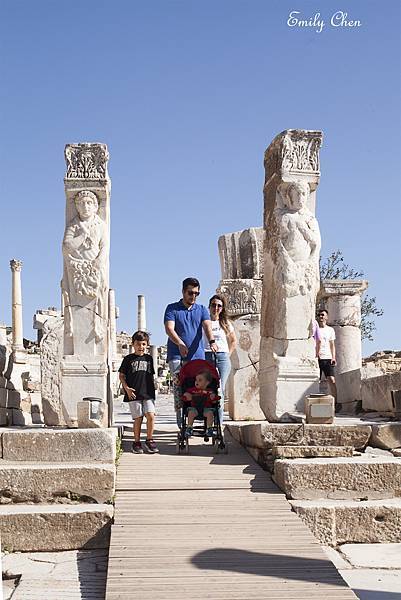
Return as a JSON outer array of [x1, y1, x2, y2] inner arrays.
[[10, 408, 32, 426], [340, 543, 401, 569], [272, 445, 354, 459], [370, 423, 401, 450], [0, 504, 113, 551], [304, 395, 335, 424], [274, 456, 401, 500], [77, 399, 108, 428], [0, 407, 8, 427], [362, 372, 401, 413], [0, 463, 115, 503], [290, 498, 401, 546], [2, 428, 117, 462]]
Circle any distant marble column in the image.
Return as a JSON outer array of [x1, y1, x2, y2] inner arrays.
[[319, 280, 368, 407], [259, 129, 323, 421], [137, 295, 146, 331], [150, 345, 158, 375], [10, 259, 26, 363], [108, 289, 118, 370]]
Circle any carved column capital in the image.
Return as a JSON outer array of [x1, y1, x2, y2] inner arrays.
[[64, 143, 109, 180], [320, 279, 369, 298], [217, 279, 262, 317], [264, 129, 323, 185], [10, 259, 23, 272]]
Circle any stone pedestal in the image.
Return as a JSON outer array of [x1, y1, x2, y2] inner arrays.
[[10, 259, 26, 364], [137, 294, 146, 331], [61, 143, 110, 427], [259, 130, 323, 421], [217, 228, 266, 420], [319, 280, 368, 409]]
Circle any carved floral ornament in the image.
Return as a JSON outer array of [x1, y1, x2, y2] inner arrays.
[[218, 280, 262, 316], [65, 144, 109, 180], [264, 130, 323, 180]]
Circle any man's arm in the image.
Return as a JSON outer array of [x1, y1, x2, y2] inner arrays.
[[164, 320, 188, 357], [202, 320, 218, 353], [330, 339, 336, 364]]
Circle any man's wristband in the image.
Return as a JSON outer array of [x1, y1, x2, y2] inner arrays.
[[209, 339, 216, 344]]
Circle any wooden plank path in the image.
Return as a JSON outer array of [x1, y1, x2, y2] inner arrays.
[[106, 426, 357, 599]]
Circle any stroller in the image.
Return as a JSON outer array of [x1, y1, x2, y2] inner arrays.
[[176, 359, 227, 454]]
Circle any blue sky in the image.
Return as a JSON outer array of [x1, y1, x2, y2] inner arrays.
[[1, 0, 400, 354]]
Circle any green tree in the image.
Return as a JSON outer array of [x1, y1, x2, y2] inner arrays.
[[319, 250, 383, 342]]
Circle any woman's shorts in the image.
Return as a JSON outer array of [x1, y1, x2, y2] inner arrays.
[[128, 399, 155, 419]]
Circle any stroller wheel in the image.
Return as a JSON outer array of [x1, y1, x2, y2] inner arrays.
[[184, 438, 190, 454]]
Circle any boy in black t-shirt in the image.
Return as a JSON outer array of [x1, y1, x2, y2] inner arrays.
[[118, 331, 158, 454]]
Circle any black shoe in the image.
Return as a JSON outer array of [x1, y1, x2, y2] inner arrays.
[[144, 439, 159, 453]]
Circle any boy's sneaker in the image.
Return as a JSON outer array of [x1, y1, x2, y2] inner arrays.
[[144, 439, 159, 453], [185, 427, 193, 438], [132, 442, 144, 454]]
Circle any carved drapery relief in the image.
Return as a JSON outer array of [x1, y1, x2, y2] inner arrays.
[[217, 279, 262, 317], [62, 190, 108, 344], [272, 180, 321, 299], [65, 144, 109, 180]]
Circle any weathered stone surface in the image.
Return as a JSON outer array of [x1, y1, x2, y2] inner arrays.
[[218, 279, 263, 318], [218, 228, 264, 280], [392, 448, 401, 457], [227, 422, 372, 450], [2, 428, 117, 462], [61, 144, 111, 426], [305, 394, 334, 424], [369, 423, 401, 450], [226, 315, 265, 420], [340, 543, 401, 569], [274, 456, 401, 500], [0, 504, 113, 551], [40, 316, 64, 426], [291, 498, 401, 546], [272, 445, 354, 459], [362, 372, 401, 413], [0, 463, 115, 503], [77, 399, 108, 428], [260, 131, 323, 421]]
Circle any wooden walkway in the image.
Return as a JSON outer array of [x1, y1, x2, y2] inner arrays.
[[106, 426, 357, 599]]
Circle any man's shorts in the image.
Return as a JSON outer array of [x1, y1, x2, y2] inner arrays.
[[319, 359, 335, 379], [128, 399, 155, 419]]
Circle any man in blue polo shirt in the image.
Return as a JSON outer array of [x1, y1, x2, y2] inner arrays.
[[164, 277, 218, 425]]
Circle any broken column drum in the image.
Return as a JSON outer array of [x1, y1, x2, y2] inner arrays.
[[260, 130, 323, 421], [61, 143, 111, 427]]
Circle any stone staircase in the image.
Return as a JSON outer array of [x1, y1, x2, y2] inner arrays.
[[0, 428, 116, 552], [227, 420, 401, 547]]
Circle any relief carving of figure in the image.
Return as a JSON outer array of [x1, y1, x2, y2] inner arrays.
[[62, 190, 108, 343], [274, 180, 321, 298]]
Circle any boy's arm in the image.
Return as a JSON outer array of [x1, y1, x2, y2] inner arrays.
[[119, 372, 136, 400], [330, 339, 336, 364]]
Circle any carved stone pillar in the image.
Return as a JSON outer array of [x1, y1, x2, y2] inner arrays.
[[259, 130, 323, 421], [108, 289, 119, 371], [61, 143, 111, 427], [137, 295, 146, 331], [10, 259, 26, 364], [217, 227, 266, 420], [319, 280, 368, 408]]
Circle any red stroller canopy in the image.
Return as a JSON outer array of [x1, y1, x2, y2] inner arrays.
[[178, 359, 219, 386]]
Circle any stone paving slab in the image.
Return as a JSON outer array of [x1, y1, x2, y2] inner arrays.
[[1, 428, 117, 462], [0, 462, 115, 503], [339, 543, 401, 569], [290, 498, 401, 545], [0, 504, 113, 551], [273, 456, 401, 500]]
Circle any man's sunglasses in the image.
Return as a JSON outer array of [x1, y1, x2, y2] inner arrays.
[[186, 290, 200, 297], [211, 303, 223, 309]]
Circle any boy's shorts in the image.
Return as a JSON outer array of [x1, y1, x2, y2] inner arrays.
[[128, 399, 155, 419], [318, 359, 335, 378], [188, 406, 214, 417]]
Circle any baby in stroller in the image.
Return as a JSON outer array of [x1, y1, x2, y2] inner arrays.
[[177, 359, 226, 452], [183, 370, 218, 438]]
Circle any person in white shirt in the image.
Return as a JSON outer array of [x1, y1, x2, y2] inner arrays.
[[317, 309, 338, 404], [203, 294, 236, 423]]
